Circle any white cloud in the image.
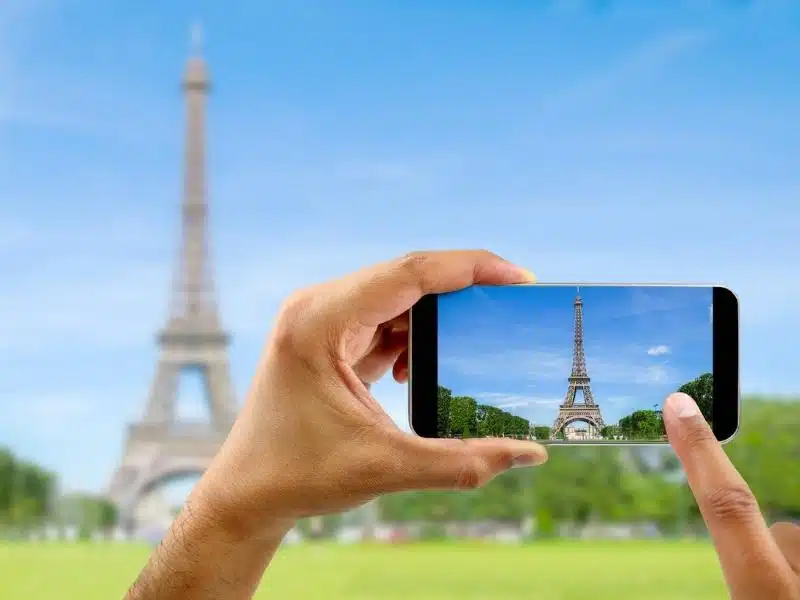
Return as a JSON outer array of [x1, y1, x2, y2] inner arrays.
[[28, 395, 90, 420], [475, 392, 562, 409], [646, 345, 671, 356], [605, 395, 636, 405], [441, 350, 571, 381], [441, 348, 681, 386], [541, 28, 712, 115], [0, 390, 120, 436], [638, 365, 670, 385], [331, 160, 423, 184], [0, 212, 34, 245], [0, 254, 168, 357], [0, 207, 409, 360], [593, 357, 679, 385], [0, 1, 170, 140], [497, 401, 529, 409]]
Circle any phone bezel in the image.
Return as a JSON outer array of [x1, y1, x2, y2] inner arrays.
[[408, 283, 740, 445]]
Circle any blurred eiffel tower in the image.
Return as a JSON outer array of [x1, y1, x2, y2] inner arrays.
[[107, 25, 238, 529]]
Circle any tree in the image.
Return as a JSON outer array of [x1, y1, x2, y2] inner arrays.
[[476, 404, 532, 438], [618, 410, 663, 440], [0, 447, 14, 524], [601, 425, 620, 439], [0, 450, 57, 534], [509, 415, 531, 437], [437, 386, 452, 437], [725, 398, 800, 520], [449, 396, 478, 437], [9, 460, 55, 530], [533, 426, 551, 440], [678, 373, 713, 425], [55, 493, 117, 538], [98, 499, 119, 535], [531, 447, 626, 524], [472, 469, 530, 520], [476, 404, 506, 437]]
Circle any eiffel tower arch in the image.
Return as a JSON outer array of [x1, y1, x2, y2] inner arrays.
[[107, 29, 238, 530], [551, 290, 605, 440]]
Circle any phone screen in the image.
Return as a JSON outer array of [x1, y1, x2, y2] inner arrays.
[[432, 284, 718, 443]]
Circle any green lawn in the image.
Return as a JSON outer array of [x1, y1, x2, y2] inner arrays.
[[0, 540, 729, 599]]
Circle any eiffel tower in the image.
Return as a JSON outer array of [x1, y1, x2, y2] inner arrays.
[[550, 288, 605, 439], [107, 27, 238, 529]]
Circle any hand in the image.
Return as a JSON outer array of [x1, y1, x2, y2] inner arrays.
[[195, 250, 548, 536], [664, 392, 800, 600], [127, 250, 548, 600]]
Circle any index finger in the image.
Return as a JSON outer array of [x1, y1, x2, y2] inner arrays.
[[663, 393, 788, 591], [327, 250, 535, 328]]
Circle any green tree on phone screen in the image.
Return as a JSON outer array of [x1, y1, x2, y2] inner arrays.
[[677, 372, 713, 425]]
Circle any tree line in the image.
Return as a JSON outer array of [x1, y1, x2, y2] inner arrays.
[[437, 386, 534, 438], [380, 392, 800, 534], [439, 373, 712, 441], [0, 446, 117, 537], [0, 447, 56, 529], [383, 397, 798, 532], [600, 372, 713, 440], [3, 371, 792, 541]]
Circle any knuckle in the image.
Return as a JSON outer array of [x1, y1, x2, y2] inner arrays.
[[270, 322, 297, 356], [272, 290, 316, 352], [682, 420, 716, 449], [397, 252, 433, 291], [703, 484, 759, 523], [454, 456, 489, 490], [495, 448, 515, 472], [279, 289, 315, 321], [273, 284, 353, 366]]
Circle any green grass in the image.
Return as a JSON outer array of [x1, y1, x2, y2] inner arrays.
[[0, 540, 729, 599]]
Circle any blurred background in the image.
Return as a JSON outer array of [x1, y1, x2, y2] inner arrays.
[[0, 1, 798, 598]]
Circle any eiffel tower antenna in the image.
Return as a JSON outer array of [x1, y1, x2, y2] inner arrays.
[[107, 32, 238, 532], [190, 21, 203, 55], [550, 290, 605, 440]]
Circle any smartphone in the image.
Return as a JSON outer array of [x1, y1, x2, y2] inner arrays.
[[408, 284, 739, 444]]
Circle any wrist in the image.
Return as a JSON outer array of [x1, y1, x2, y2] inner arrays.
[[126, 466, 295, 600], [190, 466, 296, 544]]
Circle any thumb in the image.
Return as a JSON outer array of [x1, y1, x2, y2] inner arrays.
[[386, 435, 548, 492]]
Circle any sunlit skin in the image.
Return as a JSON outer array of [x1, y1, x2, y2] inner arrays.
[[124, 251, 800, 600]]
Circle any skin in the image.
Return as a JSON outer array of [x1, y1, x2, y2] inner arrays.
[[124, 250, 800, 600]]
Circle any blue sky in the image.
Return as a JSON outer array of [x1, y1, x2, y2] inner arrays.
[[0, 0, 798, 497], [439, 285, 713, 427]]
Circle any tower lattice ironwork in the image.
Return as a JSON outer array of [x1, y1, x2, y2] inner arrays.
[[107, 28, 238, 530], [550, 288, 605, 439]]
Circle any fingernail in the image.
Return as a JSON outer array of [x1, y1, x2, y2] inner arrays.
[[520, 269, 536, 282], [666, 392, 700, 419], [511, 452, 547, 468]]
